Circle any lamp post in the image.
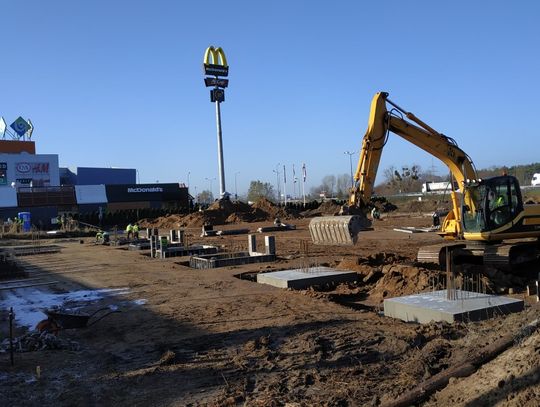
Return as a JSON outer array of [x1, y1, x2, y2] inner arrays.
[[273, 163, 281, 203], [344, 151, 356, 188], [234, 171, 240, 200], [187, 171, 191, 189]]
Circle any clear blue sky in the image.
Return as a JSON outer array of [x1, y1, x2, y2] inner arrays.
[[2, 1, 539, 196]]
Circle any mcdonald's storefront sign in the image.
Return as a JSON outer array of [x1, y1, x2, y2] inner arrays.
[[203, 46, 229, 77]]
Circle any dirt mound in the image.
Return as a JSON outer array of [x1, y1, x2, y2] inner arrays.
[[397, 198, 451, 213], [139, 198, 299, 229], [139, 214, 184, 230], [252, 198, 282, 217], [317, 200, 343, 215], [301, 200, 343, 217], [369, 264, 433, 302], [399, 199, 439, 213], [252, 198, 297, 220]]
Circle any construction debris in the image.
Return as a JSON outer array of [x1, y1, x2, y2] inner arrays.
[[0, 331, 80, 353], [393, 226, 439, 234], [257, 224, 296, 233]]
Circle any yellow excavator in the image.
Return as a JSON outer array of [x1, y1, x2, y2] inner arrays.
[[309, 92, 540, 269]]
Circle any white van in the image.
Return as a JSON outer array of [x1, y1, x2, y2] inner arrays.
[[532, 173, 540, 186]]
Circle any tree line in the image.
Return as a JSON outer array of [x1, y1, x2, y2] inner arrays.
[[196, 162, 540, 204]]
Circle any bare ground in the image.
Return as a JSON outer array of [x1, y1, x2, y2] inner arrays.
[[1, 212, 539, 406]]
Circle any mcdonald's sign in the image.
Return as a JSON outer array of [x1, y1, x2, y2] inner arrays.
[[203, 46, 229, 77]]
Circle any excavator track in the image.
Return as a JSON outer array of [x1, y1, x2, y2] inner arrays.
[[418, 240, 540, 270], [484, 241, 540, 271], [416, 242, 466, 268]]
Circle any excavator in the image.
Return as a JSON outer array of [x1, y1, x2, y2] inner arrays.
[[309, 92, 540, 269]]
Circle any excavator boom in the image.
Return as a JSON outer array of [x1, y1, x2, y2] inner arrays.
[[310, 91, 478, 245], [309, 92, 540, 269]]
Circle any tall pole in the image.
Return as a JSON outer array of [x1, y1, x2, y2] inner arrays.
[[302, 178, 306, 207], [187, 171, 190, 188], [344, 151, 355, 188], [302, 163, 307, 207], [273, 163, 281, 202], [204, 45, 229, 200], [234, 171, 240, 200], [215, 100, 226, 198], [283, 165, 287, 206]]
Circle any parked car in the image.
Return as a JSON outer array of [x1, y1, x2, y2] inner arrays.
[[532, 173, 540, 186]]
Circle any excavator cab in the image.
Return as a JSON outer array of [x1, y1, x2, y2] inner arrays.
[[462, 176, 523, 233]]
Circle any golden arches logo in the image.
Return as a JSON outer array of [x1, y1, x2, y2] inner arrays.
[[203, 46, 229, 77], [204, 46, 228, 67]]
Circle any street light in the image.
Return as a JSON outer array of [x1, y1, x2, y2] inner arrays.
[[344, 151, 356, 188], [273, 164, 281, 203], [234, 171, 240, 200], [187, 171, 191, 188]]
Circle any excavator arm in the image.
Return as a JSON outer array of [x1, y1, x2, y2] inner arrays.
[[310, 91, 478, 245], [309, 92, 540, 270]]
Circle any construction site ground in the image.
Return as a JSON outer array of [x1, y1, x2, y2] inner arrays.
[[1, 211, 540, 406]]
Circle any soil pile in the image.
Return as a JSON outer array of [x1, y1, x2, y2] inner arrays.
[[368, 264, 434, 302], [139, 214, 184, 230], [139, 198, 298, 228], [301, 200, 342, 217], [251, 198, 297, 220], [398, 198, 451, 213]]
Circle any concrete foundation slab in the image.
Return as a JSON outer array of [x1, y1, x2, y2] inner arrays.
[[257, 267, 358, 289], [384, 290, 524, 324], [157, 245, 218, 258], [190, 251, 276, 269]]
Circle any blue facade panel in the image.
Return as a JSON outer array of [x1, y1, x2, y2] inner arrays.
[[77, 167, 136, 185]]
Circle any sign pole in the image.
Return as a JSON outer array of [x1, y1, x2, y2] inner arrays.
[[203, 46, 229, 200], [215, 94, 226, 199]]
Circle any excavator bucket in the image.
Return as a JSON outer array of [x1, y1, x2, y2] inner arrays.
[[309, 215, 371, 246]]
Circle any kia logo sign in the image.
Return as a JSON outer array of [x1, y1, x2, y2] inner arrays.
[[16, 162, 31, 173]]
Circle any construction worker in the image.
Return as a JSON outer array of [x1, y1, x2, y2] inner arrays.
[[371, 207, 381, 220], [133, 223, 139, 239], [495, 194, 506, 208], [126, 223, 133, 239]]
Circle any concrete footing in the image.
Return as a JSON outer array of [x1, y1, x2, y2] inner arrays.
[[190, 234, 276, 269], [7, 245, 62, 256], [157, 245, 218, 259], [190, 251, 276, 269], [383, 290, 524, 323], [128, 240, 151, 250], [257, 267, 357, 289]]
